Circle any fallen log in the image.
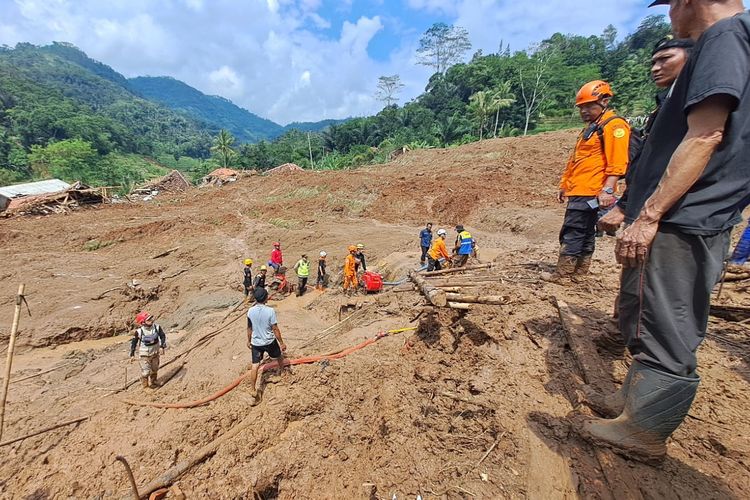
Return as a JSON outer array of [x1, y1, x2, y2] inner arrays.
[[445, 293, 510, 305], [409, 270, 447, 307], [434, 286, 470, 293], [420, 263, 492, 277], [0, 416, 89, 447], [151, 246, 180, 259], [710, 304, 750, 322], [137, 414, 255, 496]]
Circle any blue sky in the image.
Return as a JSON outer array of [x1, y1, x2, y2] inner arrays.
[[0, 0, 666, 124]]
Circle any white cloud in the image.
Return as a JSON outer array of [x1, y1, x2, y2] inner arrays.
[[0, 0, 654, 125], [208, 65, 244, 96]]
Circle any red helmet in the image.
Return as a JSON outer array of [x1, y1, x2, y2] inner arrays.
[[575, 80, 613, 106], [135, 311, 152, 325], [273, 242, 280, 247]]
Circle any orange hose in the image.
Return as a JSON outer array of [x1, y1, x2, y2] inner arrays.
[[123, 332, 389, 409]]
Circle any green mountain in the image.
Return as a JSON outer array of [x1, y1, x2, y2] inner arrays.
[[129, 76, 284, 143]]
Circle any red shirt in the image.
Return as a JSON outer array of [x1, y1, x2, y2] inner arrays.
[[271, 249, 283, 265]]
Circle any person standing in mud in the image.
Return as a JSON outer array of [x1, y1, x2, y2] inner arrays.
[[246, 287, 287, 403], [578, 0, 750, 462], [552, 80, 630, 281], [130, 311, 167, 389], [453, 225, 475, 268], [293, 254, 311, 297], [316, 251, 328, 290], [242, 258, 254, 300], [354, 243, 367, 273], [419, 223, 433, 265], [343, 245, 358, 295], [253, 265, 268, 290]]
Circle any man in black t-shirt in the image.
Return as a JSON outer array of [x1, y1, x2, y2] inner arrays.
[[579, 0, 750, 462]]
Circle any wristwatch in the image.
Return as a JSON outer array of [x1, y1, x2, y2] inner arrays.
[[602, 187, 614, 195]]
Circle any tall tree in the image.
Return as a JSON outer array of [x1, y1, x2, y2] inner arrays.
[[517, 50, 552, 136], [375, 75, 405, 107], [417, 23, 472, 74], [210, 129, 236, 168]]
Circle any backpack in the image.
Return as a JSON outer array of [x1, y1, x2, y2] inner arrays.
[[585, 115, 644, 165]]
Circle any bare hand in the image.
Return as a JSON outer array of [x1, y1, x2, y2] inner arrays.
[[557, 190, 566, 203], [615, 217, 659, 268], [598, 192, 617, 208], [247, 340, 253, 350], [598, 205, 625, 233], [280, 342, 287, 352]]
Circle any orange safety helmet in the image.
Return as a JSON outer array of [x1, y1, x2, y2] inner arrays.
[[348, 245, 357, 252], [575, 80, 613, 106]]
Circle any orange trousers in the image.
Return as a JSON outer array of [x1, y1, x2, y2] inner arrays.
[[343, 274, 358, 290]]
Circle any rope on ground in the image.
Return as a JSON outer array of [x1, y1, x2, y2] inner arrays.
[[121, 327, 417, 409]]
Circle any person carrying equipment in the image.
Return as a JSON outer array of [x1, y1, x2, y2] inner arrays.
[[293, 254, 311, 297], [343, 245, 358, 295], [242, 259, 253, 298], [354, 243, 367, 273], [129, 311, 167, 389], [554, 80, 630, 280], [419, 223, 433, 265], [453, 225, 475, 268], [269, 242, 283, 272], [253, 265, 268, 290], [316, 251, 328, 290], [427, 229, 452, 271], [246, 287, 287, 404]]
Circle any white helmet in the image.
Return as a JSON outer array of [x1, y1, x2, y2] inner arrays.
[[437, 229, 447, 236], [319, 251, 327, 257]]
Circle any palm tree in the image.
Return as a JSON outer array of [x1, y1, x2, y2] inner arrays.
[[210, 129, 236, 168], [490, 81, 516, 138], [469, 91, 492, 140]]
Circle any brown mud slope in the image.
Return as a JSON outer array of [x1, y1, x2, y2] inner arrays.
[[1, 130, 748, 499]]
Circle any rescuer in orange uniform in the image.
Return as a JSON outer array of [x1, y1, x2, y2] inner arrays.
[[343, 245, 358, 295], [554, 80, 630, 279]]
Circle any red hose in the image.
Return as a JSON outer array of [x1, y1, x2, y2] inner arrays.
[[123, 332, 388, 409]]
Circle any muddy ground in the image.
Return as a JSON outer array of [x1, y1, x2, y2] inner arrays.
[[0, 130, 748, 499]]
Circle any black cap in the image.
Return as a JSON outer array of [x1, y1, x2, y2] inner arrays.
[[648, 0, 669, 6], [455, 224, 464, 232], [652, 35, 694, 55], [253, 287, 268, 303]]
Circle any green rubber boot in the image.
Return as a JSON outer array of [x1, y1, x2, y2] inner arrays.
[[583, 363, 634, 418], [577, 361, 699, 462]]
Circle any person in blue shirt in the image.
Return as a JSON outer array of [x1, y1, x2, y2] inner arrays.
[[246, 287, 287, 403], [453, 225, 475, 268], [419, 223, 433, 264]]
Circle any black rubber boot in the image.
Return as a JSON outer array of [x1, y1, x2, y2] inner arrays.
[[577, 361, 699, 462], [584, 363, 634, 418]]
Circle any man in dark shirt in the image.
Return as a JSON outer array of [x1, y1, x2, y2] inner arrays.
[[419, 223, 433, 265], [579, 0, 750, 462]]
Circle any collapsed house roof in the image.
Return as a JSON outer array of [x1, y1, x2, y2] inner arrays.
[[265, 163, 304, 175], [0, 179, 71, 210], [1, 181, 107, 216]]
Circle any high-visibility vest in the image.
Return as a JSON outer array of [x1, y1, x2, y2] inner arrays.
[[296, 259, 310, 277], [457, 231, 474, 255]]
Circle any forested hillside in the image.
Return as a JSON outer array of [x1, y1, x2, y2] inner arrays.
[[129, 76, 284, 143], [0, 15, 670, 188]]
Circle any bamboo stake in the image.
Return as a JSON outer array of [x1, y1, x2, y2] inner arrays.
[[445, 293, 510, 305], [5, 361, 75, 384], [448, 302, 473, 310], [420, 263, 492, 277], [0, 284, 24, 443], [0, 415, 88, 447]]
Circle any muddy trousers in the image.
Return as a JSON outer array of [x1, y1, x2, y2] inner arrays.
[[427, 256, 442, 272], [139, 353, 160, 378], [297, 276, 308, 296], [420, 246, 429, 263], [619, 225, 729, 377], [343, 274, 358, 290], [559, 197, 598, 257]]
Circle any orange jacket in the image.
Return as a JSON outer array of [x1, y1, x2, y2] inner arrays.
[[559, 109, 630, 196], [344, 254, 356, 277], [428, 238, 451, 260]]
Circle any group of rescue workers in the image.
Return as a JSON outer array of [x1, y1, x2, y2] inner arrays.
[[127, 0, 750, 463], [419, 223, 476, 271]]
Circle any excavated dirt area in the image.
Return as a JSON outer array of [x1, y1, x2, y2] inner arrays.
[[1, 130, 749, 499]]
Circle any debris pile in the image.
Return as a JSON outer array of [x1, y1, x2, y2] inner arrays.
[[134, 170, 191, 195], [265, 163, 303, 176], [1, 181, 107, 217], [201, 168, 240, 187]]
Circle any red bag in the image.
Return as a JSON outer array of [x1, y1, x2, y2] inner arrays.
[[360, 271, 383, 293]]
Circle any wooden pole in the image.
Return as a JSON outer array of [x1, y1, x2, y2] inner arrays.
[[0, 284, 25, 443], [0, 415, 88, 447], [420, 263, 492, 277], [448, 302, 472, 310], [409, 271, 447, 307], [445, 293, 510, 305]]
